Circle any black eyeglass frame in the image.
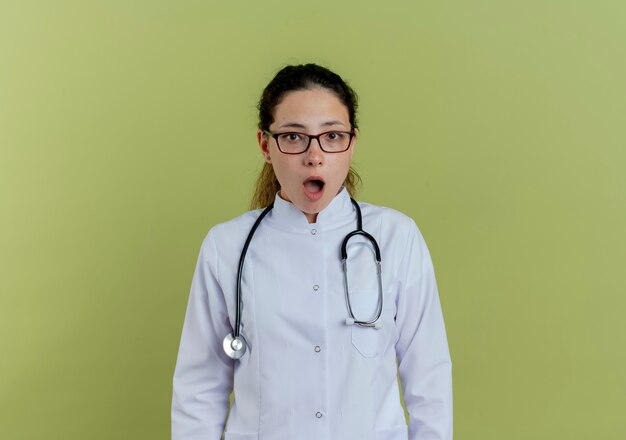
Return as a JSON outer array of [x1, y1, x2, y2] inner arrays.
[[263, 129, 355, 154]]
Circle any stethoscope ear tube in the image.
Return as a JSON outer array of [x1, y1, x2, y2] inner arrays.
[[342, 258, 384, 328], [341, 199, 384, 329]]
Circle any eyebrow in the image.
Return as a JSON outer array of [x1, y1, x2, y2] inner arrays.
[[277, 120, 348, 130]]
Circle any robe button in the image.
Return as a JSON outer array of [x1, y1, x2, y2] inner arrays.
[[310, 229, 317, 235]]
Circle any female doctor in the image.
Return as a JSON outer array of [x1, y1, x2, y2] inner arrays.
[[172, 64, 453, 440]]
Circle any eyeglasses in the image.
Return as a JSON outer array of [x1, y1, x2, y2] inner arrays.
[[264, 130, 355, 154]]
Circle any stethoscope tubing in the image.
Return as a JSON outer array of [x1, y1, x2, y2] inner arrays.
[[234, 202, 274, 339], [227, 197, 383, 359]]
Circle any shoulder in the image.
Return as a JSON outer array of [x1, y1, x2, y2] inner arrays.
[[198, 208, 267, 258], [357, 202, 437, 283], [357, 200, 430, 258], [358, 201, 420, 235], [210, 208, 265, 239]]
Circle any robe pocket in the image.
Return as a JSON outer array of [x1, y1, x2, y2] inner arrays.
[[350, 290, 389, 358], [223, 432, 258, 440], [375, 425, 409, 440]]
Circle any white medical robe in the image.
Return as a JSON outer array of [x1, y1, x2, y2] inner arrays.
[[172, 188, 452, 440]]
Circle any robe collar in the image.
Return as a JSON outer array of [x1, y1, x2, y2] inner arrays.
[[268, 186, 355, 231]]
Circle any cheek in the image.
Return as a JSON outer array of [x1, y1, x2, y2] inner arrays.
[[332, 158, 352, 180], [271, 159, 297, 186]]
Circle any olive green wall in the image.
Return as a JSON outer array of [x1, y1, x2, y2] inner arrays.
[[1, 1, 624, 438]]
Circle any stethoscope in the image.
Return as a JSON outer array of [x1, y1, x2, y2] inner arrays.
[[223, 198, 383, 360]]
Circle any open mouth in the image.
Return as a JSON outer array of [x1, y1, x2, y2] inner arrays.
[[303, 177, 325, 199]]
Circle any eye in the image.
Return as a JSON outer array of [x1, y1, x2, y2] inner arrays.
[[279, 133, 302, 143], [324, 131, 345, 141]]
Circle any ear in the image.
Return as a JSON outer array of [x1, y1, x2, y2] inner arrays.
[[257, 129, 271, 162]]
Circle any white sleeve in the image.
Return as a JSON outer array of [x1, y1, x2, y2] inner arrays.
[[395, 220, 453, 440], [172, 229, 235, 440]]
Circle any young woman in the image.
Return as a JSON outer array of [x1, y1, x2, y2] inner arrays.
[[172, 64, 452, 440]]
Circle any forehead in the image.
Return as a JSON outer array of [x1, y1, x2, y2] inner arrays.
[[272, 88, 349, 128]]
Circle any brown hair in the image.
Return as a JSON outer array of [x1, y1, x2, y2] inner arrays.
[[250, 64, 361, 209]]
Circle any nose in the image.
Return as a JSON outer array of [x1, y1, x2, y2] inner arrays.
[[304, 137, 324, 166]]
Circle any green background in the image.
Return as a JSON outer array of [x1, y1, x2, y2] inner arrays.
[[1, 1, 625, 438]]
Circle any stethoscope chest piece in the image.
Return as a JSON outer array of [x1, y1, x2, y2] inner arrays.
[[223, 332, 247, 359]]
